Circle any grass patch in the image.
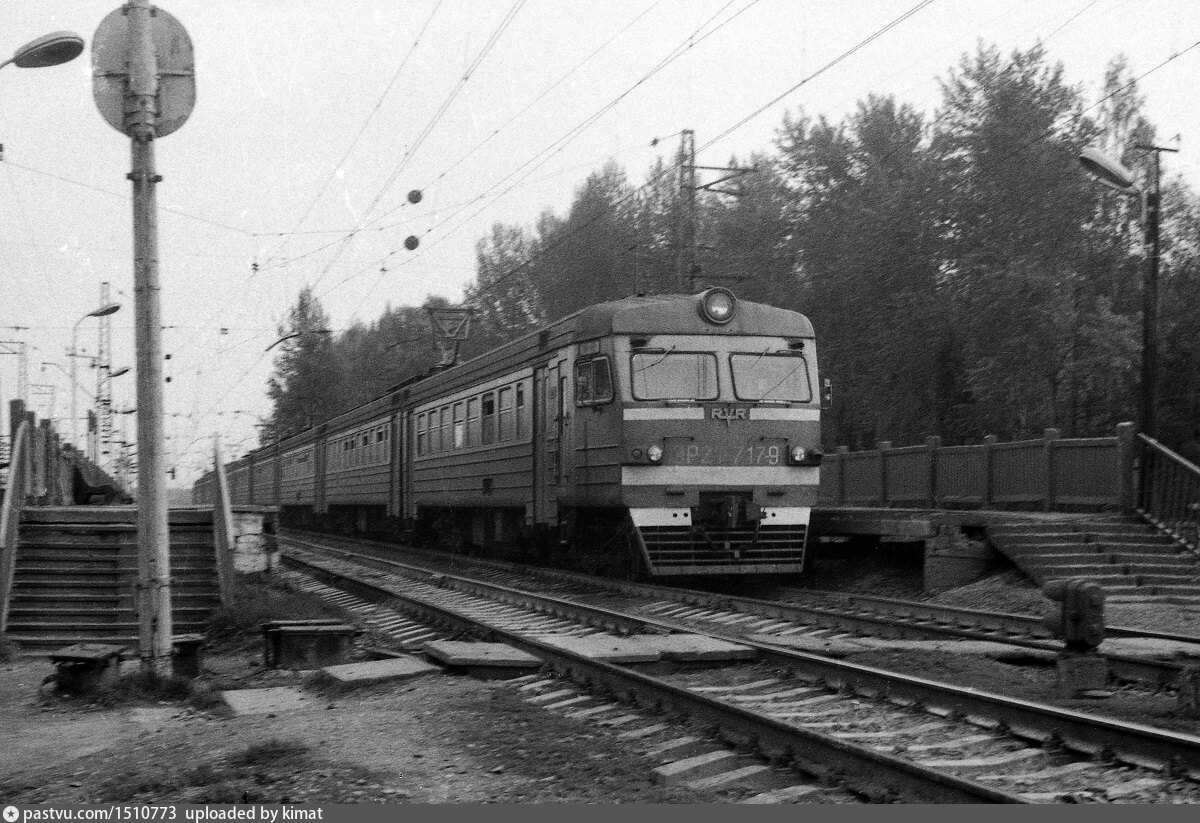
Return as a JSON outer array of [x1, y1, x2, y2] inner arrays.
[[231, 738, 310, 767], [89, 670, 194, 707], [206, 576, 354, 639]]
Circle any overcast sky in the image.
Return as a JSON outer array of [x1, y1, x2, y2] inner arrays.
[[1, 0, 1196, 485]]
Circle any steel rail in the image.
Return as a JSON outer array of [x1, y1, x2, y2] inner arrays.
[[788, 588, 1200, 645], [283, 537, 1200, 780], [278, 548, 1025, 802], [281, 529, 1194, 690]]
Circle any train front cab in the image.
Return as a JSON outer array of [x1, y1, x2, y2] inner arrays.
[[566, 290, 823, 577]]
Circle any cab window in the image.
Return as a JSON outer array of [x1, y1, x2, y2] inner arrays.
[[730, 352, 813, 402], [575, 357, 613, 405], [630, 352, 718, 401]]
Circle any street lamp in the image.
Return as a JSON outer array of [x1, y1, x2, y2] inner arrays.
[[265, 328, 333, 352], [71, 301, 121, 451], [0, 31, 84, 71], [1078, 143, 1178, 439]]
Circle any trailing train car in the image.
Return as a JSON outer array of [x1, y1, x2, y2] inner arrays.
[[322, 394, 400, 533], [197, 289, 823, 577]]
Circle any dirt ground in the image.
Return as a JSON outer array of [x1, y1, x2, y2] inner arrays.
[[2, 563, 1199, 805], [0, 650, 715, 805]]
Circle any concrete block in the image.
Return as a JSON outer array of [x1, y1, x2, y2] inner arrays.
[[646, 633, 757, 662], [221, 686, 314, 716], [747, 633, 872, 657], [534, 634, 661, 663], [322, 655, 439, 686], [1055, 653, 1109, 697], [423, 641, 542, 669]]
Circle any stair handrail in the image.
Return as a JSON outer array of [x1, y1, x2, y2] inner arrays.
[[0, 420, 31, 633], [211, 437, 236, 604], [1137, 433, 1200, 556]]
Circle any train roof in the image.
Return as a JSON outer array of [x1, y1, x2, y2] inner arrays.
[[572, 292, 814, 339]]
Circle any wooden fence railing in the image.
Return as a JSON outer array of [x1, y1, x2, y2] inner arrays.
[[1137, 434, 1200, 553], [0, 420, 30, 632], [818, 422, 1138, 512]]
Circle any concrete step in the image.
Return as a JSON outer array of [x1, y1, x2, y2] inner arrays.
[[1106, 551, 1197, 564], [1143, 585, 1200, 597], [1038, 578, 1144, 595], [1134, 574, 1200, 586], [1080, 523, 1162, 535], [1035, 571, 1139, 585], [989, 532, 1091, 544], [1118, 563, 1200, 576], [1017, 552, 1112, 566], [1085, 533, 1174, 545], [6, 606, 214, 624], [1092, 541, 1185, 554]]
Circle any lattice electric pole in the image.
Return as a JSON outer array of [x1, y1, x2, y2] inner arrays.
[[95, 281, 116, 468], [674, 129, 755, 293]]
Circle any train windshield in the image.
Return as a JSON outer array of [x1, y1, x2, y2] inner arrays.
[[631, 351, 719, 400], [730, 352, 813, 402]]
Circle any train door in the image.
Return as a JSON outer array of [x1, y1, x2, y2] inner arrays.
[[533, 358, 567, 524]]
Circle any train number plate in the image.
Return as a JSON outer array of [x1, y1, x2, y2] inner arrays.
[[670, 441, 785, 466]]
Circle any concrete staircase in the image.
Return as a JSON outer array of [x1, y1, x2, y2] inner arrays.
[[4, 507, 221, 652], [987, 517, 1200, 602]]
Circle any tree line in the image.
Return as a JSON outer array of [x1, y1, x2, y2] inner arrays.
[[265, 44, 1200, 452]]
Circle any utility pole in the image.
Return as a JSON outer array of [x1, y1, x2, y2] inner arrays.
[[674, 129, 755, 293], [1136, 142, 1178, 440], [93, 0, 195, 675], [675, 129, 696, 293]]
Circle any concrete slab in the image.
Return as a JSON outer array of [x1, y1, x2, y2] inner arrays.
[[747, 633, 872, 657], [423, 641, 543, 668], [221, 686, 315, 716], [1101, 638, 1200, 659], [748, 633, 1063, 661], [534, 634, 661, 663], [645, 633, 756, 662], [322, 656, 439, 686]]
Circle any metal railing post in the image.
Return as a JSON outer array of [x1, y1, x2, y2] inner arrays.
[[877, 441, 891, 506], [1044, 428, 1060, 512], [926, 436, 941, 508], [981, 435, 997, 509], [1116, 422, 1137, 514]]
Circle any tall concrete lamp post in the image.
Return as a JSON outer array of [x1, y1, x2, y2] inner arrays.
[[1079, 143, 1179, 439], [70, 301, 121, 451], [93, 0, 195, 675]]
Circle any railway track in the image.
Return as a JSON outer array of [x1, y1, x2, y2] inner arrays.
[[276, 533, 1200, 803], [280, 529, 1200, 691]]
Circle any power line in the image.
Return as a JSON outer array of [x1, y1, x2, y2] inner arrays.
[[301, 0, 528, 301], [271, 0, 446, 262]]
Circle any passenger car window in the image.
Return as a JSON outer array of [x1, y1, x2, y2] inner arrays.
[[481, 393, 496, 445]]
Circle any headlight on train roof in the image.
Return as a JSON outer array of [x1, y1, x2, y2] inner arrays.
[[698, 287, 736, 325], [789, 446, 806, 464]]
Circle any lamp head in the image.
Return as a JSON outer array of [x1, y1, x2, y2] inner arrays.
[[9, 31, 84, 69], [1079, 146, 1140, 196], [88, 302, 122, 318]]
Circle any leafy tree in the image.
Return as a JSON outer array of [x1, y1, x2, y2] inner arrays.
[[263, 287, 342, 440]]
